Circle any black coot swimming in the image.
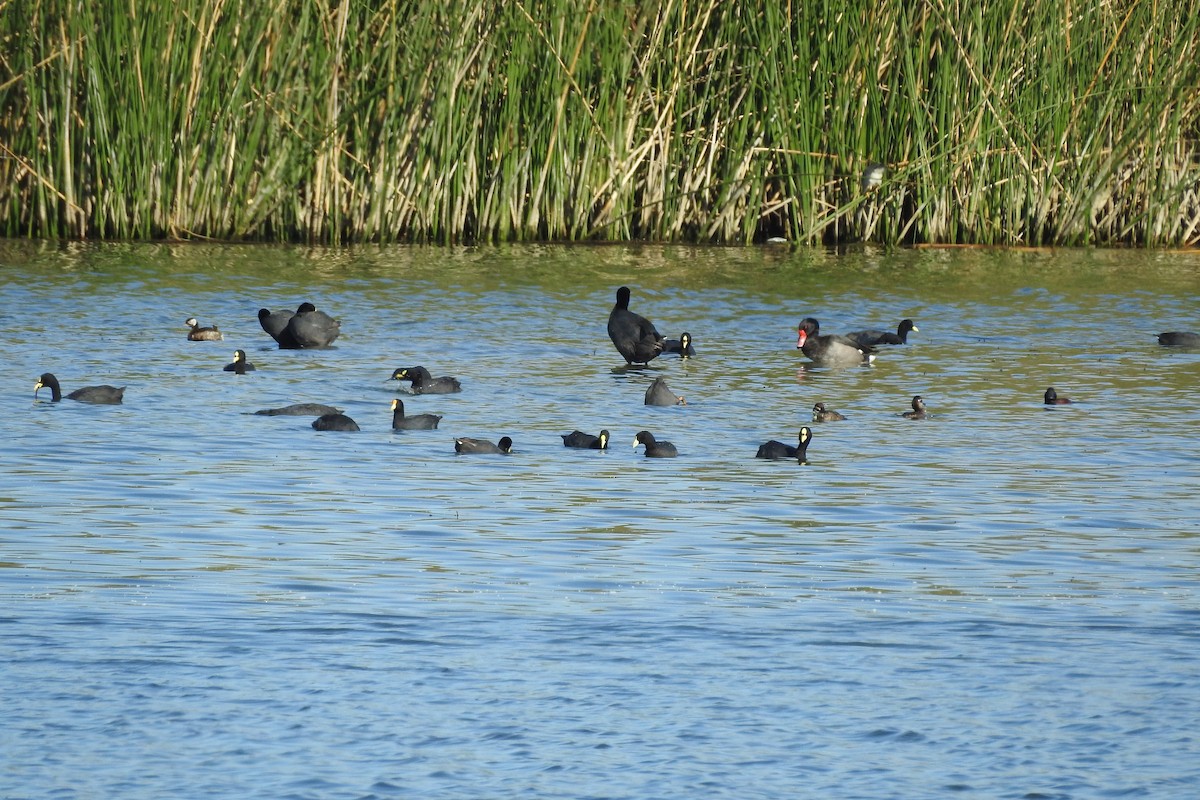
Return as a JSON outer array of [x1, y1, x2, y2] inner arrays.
[[662, 332, 695, 357], [633, 430, 677, 457], [391, 398, 442, 430], [756, 427, 812, 461], [454, 436, 513, 454], [223, 350, 256, 374], [34, 373, 125, 404], [845, 318, 917, 347], [561, 430, 610, 449], [391, 366, 461, 394]]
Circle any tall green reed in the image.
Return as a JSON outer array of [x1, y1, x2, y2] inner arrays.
[[1, 0, 1197, 244]]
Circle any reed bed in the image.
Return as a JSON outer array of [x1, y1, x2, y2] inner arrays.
[[2, 0, 1198, 245]]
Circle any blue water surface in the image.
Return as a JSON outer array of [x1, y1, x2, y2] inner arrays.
[[2, 242, 1198, 799]]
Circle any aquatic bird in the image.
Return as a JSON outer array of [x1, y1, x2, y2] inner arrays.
[[811, 402, 846, 422], [633, 430, 677, 458], [607, 286, 664, 364], [663, 332, 696, 357], [34, 372, 125, 404], [254, 403, 343, 416], [796, 317, 875, 366], [1157, 331, 1200, 346], [861, 163, 886, 192], [391, 366, 462, 394], [561, 429, 610, 449], [454, 436, 513, 454], [1044, 387, 1072, 405], [285, 302, 340, 348], [258, 307, 297, 347], [312, 413, 360, 431], [901, 395, 928, 419], [756, 427, 813, 461], [223, 350, 256, 374], [391, 398, 441, 430], [185, 317, 223, 341], [845, 319, 918, 347], [644, 376, 685, 406]]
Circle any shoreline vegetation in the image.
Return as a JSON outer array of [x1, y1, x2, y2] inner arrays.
[[2, 2, 1198, 246]]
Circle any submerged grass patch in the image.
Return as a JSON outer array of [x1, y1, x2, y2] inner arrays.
[[2, 1, 1198, 245]]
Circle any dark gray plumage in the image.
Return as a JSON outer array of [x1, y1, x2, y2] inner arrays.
[[223, 350, 256, 374], [285, 302, 340, 348], [455, 436, 513, 454], [645, 377, 685, 406], [254, 403, 343, 416], [34, 372, 124, 404], [312, 413, 359, 431], [1044, 388, 1072, 405], [608, 286, 664, 364], [756, 427, 812, 461], [663, 332, 695, 357], [1157, 331, 1200, 346], [561, 430, 609, 449], [391, 366, 461, 394], [633, 430, 677, 458], [258, 307, 297, 347], [391, 398, 441, 430], [845, 319, 917, 347], [796, 318, 875, 365]]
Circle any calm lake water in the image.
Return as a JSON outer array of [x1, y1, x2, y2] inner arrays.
[[2, 241, 1198, 799]]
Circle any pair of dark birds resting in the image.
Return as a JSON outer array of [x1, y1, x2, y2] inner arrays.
[[559, 429, 676, 458], [309, 400, 502, 455], [309, 368, 463, 433], [310, 400, 447, 435], [303, 398, 442, 433], [257, 302, 341, 349]]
